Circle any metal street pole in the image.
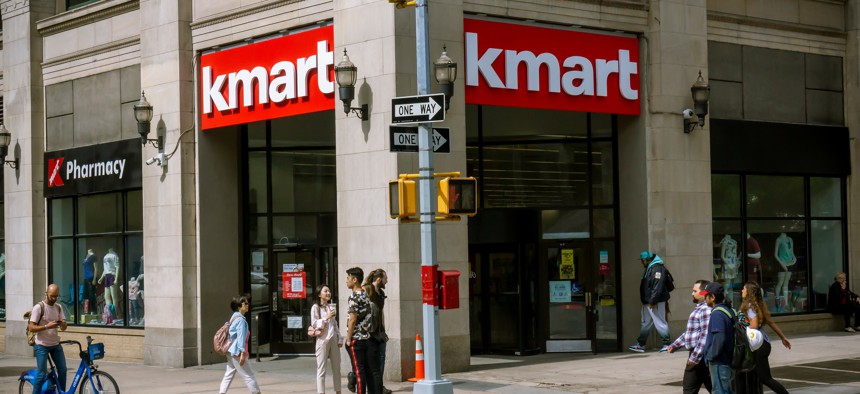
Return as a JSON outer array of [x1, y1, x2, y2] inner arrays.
[[413, 0, 453, 392]]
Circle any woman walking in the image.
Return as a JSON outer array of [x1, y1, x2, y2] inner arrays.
[[220, 295, 261, 394], [312, 284, 344, 394], [739, 282, 791, 394]]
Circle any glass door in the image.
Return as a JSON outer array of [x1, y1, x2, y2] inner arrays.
[[542, 241, 596, 352], [270, 248, 316, 354]]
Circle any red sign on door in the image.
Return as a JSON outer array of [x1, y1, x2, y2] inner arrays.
[[464, 19, 640, 115], [199, 25, 335, 130], [282, 272, 307, 299]]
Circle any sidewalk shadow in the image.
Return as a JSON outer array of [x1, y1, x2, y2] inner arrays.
[[465, 351, 645, 372]]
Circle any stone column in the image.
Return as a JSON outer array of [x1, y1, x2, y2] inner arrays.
[[845, 0, 860, 282], [1, 0, 55, 356], [334, 0, 469, 380], [138, 0, 198, 367], [619, 0, 713, 347]]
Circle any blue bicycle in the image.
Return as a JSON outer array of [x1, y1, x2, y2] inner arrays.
[[18, 336, 119, 394]]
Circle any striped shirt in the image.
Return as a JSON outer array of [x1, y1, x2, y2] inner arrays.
[[669, 301, 711, 364]]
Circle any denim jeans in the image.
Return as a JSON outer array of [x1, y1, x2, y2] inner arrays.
[[378, 330, 387, 378], [709, 363, 736, 394], [34, 344, 67, 394]]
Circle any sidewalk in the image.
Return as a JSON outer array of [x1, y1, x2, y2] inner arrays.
[[1, 332, 858, 393]]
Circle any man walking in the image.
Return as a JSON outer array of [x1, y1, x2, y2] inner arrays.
[[702, 282, 736, 394], [629, 251, 672, 352], [346, 267, 381, 394], [28, 284, 68, 394], [666, 280, 713, 393]]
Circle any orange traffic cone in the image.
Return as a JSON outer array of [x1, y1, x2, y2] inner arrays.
[[407, 334, 425, 382]]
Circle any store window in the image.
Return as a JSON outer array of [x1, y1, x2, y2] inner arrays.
[[711, 175, 846, 315], [48, 190, 143, 327], [0, 171, 5, 321]]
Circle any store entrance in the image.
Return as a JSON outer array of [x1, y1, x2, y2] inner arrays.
[[538, 240, 597, 353]]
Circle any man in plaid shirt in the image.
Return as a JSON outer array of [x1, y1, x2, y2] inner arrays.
[[666, 279, 712, 394]]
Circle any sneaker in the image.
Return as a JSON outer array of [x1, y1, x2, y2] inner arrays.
[[845, 327, 856, 333], [627, 344, 645, 352], [348, 371, 356, 392], [658, 345, 670, 353], [854, 327, 860, 331], [383, 387, 393, 394]]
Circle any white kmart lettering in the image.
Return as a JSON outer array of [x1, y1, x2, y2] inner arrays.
[[66, 159, 126, 180], [202, 40, 334, 114], [465, 32, 638, 100]]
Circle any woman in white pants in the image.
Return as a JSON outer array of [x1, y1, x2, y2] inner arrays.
[[312, 284, 343, 394], [220, 295, 261, 394]]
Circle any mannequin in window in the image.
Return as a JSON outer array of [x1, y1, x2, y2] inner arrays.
[[99, 248, 120, 323], [720, 235, 741, 300], [774, 233, 797, 312], [746, 234, 762, 285], [82, 249, 98, 314]]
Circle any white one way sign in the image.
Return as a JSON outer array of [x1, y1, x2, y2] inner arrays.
[[389, 127, 450, 153], [391, 93, 446, 124]]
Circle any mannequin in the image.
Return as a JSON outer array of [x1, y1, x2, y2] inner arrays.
[[746, 234, 762, 285], [720, 235, 741, 299], [82, 249, 97, 314], [99, 248, 120, 323], [774, 233, 797, 312]]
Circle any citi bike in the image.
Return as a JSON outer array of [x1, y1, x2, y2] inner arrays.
[[19, 335, 120, 394]]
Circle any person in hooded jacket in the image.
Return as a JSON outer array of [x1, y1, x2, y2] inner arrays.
[[629, 251, 672, 352]]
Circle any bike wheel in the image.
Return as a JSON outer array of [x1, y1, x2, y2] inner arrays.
[[18, 379, 35, 394], [79, 371, 120, 394]]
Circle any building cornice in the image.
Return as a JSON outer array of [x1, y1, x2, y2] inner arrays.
[[708, 11, 846, 39], [36, 0, 139, 37], [42, 36, 138, 68], [190, 0, 304, 30]]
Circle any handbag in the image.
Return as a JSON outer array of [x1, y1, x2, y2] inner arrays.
[[307, 324, 323, 337]]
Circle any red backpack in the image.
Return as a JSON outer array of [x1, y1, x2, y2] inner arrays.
[[213, 315, 240, 356]]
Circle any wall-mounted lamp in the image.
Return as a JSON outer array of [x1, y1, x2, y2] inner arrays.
[[683, 71, 710, 133], [434, 45, 457, 111], [334, 49, 369, 121], [133, 91, 167, 167], [0, 124, 18, 169]]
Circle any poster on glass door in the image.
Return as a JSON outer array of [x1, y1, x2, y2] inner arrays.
[[550, 281, 572, 303]]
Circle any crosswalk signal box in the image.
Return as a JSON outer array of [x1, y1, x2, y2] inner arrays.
[[389, 179, 417, 218], [438, 177, 478, 216]]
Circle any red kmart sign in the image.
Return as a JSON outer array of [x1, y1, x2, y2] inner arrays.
[[464, 19, 640, 115], [199, 26, 335, 130]]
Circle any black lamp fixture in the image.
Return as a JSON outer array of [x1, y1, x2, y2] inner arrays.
[[134, 91, 163, 149], [434, 45, 457, 111], [334, 49, 369, 121], [0, 124, 18, 169], [683, 71, 710, 134]]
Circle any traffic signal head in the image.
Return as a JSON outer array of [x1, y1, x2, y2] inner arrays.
[[438, 177, 477, 216], [389, 179, 417, 218]]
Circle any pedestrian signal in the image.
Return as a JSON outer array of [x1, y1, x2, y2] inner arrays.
[[389, 179, 417, 218], [437, 177, 477, 216]]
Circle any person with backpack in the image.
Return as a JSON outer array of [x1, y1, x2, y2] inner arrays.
[[345, 267, 381, 394], [28, 284, 68, 394], [219, 295, 261, 394], [364, 269, 392, 394], [738, 282, 791, 394], [629, 251, 673, 353], [665, 279, 712, 393], [702, 282, 736, 394]]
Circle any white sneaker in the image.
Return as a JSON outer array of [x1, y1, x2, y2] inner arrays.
[[845, 327, 855, 333]]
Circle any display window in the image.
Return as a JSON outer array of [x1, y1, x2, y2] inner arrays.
[[711, 174, 846, 315], [48, 190, 143, 327]]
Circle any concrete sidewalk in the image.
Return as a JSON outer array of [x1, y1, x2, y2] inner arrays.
[[0, 332, 858, 393]]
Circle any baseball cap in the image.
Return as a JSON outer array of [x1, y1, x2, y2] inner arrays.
[[639, 251, 654, 260], [699, 282, 724, 297]]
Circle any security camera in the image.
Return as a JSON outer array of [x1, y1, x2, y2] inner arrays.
[[145, 157, 157, 165], [682, 108, 694, 119]]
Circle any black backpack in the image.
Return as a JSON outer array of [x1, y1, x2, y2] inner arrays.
[[664, 267, 675, 292], [713, 306, 756, 372]]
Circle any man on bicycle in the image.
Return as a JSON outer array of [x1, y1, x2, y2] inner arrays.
[[28, 284, 68, 393]]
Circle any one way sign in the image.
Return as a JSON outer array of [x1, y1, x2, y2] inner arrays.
[[391, 94, 445, 124], [390, 127, 450, 153]]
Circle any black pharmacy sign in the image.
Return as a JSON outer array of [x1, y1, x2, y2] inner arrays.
[[390, 126, 450, 153], [44, 139, 142, 198]]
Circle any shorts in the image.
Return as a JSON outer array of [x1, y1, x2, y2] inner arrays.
[[104, 273, 115, 287]]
